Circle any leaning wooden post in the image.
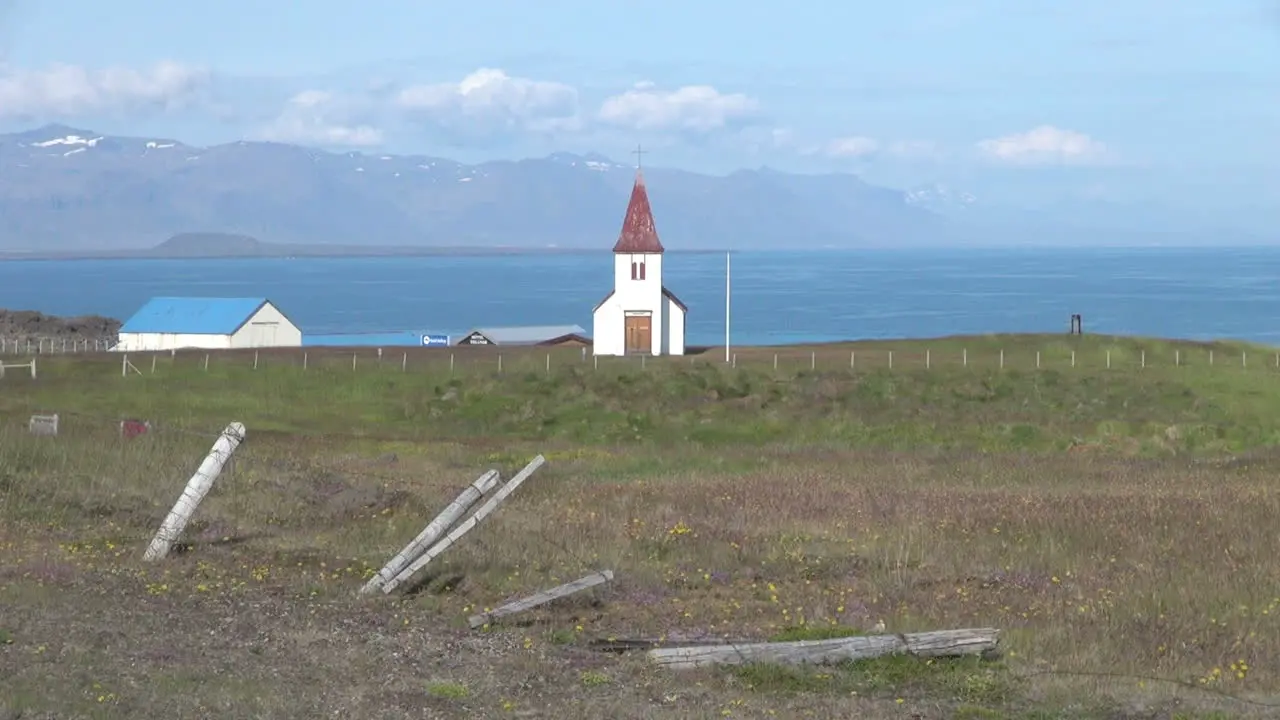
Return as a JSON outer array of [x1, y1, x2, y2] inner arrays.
[[382, 455, 546, 594], [142, 422, 246, 561], [648, 628, 999, 670], [360, 469, 502, 596], [468, 570, 614, 629]]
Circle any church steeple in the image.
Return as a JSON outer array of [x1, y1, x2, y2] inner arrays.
[[611, 169, 666, 254]]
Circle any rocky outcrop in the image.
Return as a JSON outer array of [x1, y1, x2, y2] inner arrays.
[[0, 309, 120, 350]]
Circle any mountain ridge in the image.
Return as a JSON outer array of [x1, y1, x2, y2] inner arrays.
[[0, 123, 949, 252]]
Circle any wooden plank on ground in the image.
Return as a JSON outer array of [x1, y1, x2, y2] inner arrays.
[[468, 570, 614, 629], [647, 628, 1000, 670]]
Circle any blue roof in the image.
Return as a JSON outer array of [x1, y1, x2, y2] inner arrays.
[[120, 297, 270, 335]]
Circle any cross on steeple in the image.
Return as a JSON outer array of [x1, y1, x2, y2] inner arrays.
[[632, 144, 647, 170]]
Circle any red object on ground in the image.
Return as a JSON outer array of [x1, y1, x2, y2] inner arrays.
[[120, 419, 150, 439]]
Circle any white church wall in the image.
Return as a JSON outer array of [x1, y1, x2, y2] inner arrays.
[[592, 299, 625, 356], [663, 296, 686, 356]]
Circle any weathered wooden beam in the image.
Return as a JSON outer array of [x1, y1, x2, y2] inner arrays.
[[359, 469, 501, 596], [647, 628, 1000, 670], [381, 454, 546, 594], [468, 570, 614, 629], [143, 422, 246, 561]]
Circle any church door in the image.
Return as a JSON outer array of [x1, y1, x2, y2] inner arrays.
[[624, 315, 651, 354]]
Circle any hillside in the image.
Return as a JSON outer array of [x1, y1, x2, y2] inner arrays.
[[0, 125, 944, 252], [3, 335, 1280, 718]]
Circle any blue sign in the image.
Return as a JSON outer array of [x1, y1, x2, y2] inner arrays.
[[421, 334, 451, 347]]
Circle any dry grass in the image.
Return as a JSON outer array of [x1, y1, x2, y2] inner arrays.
[[2, 335, 1280, 718]]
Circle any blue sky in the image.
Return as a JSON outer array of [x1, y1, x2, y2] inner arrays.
[[0, 0, 1277, 219]]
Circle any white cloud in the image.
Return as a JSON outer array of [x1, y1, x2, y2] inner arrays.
[[0, 61, 208, 118], [395, 68, 579, 133], [598, 82, 759, 132], [977, 125, 1108, 165], [826, 136, 879, 158], [257, 90, 384, 148]]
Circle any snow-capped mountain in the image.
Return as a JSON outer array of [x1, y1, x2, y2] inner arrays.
[[0, 123, 942, 251]]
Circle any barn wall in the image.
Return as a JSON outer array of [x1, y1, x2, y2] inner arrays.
[[229, 303, 303, 348], [116, 332, 233, 352]]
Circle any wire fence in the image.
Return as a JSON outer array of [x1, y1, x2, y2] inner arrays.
[[1, 341, 1275, 378]]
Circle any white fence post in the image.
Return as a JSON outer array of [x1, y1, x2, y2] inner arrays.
[[383, 456, 546, 594], [361, 469, 501, 595], [143, 422, 246, 561]]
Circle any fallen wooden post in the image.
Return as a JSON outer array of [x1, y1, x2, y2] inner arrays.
[[142, 422, 246, 561], [382, 454, 546, 594], [468, 569, 614, 629], [647, 628, 1000, 670], [360, 469, 502, 596]]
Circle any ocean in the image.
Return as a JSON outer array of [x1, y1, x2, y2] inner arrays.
[[2, 247, 1280, 346]]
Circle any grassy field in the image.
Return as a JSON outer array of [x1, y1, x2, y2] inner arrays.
[[4, 333, 1280, 718]]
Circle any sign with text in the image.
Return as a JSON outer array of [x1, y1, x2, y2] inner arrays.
[[421, 334, 451, 347]]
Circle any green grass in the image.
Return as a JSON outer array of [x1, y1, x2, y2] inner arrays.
[[4, 333, 1280, 718], [4, 333, 1280, 456]]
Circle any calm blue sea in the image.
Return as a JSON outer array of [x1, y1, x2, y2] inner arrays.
[[2, 247, 1280, 346]]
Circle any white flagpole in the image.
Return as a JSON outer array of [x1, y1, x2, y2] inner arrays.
[[724, 251, 731, 363]]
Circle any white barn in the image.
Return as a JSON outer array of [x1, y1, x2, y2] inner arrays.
[[115, 297, 302, 352], [592, 171, 687, 356]]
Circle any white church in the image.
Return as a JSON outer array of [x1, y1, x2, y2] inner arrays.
[[592, 170, 687, 356]]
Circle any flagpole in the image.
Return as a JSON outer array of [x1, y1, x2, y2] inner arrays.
[[724, 251, 731, 363]]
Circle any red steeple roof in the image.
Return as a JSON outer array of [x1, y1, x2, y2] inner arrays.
[[611, 171, 665, 254]]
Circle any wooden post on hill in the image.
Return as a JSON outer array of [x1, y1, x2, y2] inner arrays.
[[361, 469, 502, 596], [773, 354, 778, 370], [999, 349, 1004, 369], [1070, 350, 1076, 368], [1209, 350, 1214, 366], [546, 353, 551, 374], [498, 355, 503, 374], [888, 351, 893, 369], [204, 354, 210, 371], [1141, 350, 1145, 369], [850, 351, 855, 370], [925, 349, 931, 369], [352, 353, 357, 371], [150, 355, 157, 374], [1176, 350, 1180, 366], [382, 455, 547, 594], [253, 351, 259, 370], [402, 352, 408, 372], [962, 348, 967, 367], [1243, 352, 1247, 368], [647, 628, 1000, 670], [1035, 351, 1040, 369], [143, 422, 246, 561], [810, 351, 816, 370], [450, 353, 455, 373]]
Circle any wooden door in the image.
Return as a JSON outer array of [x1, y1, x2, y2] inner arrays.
[[624, 315, 651, 354]]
